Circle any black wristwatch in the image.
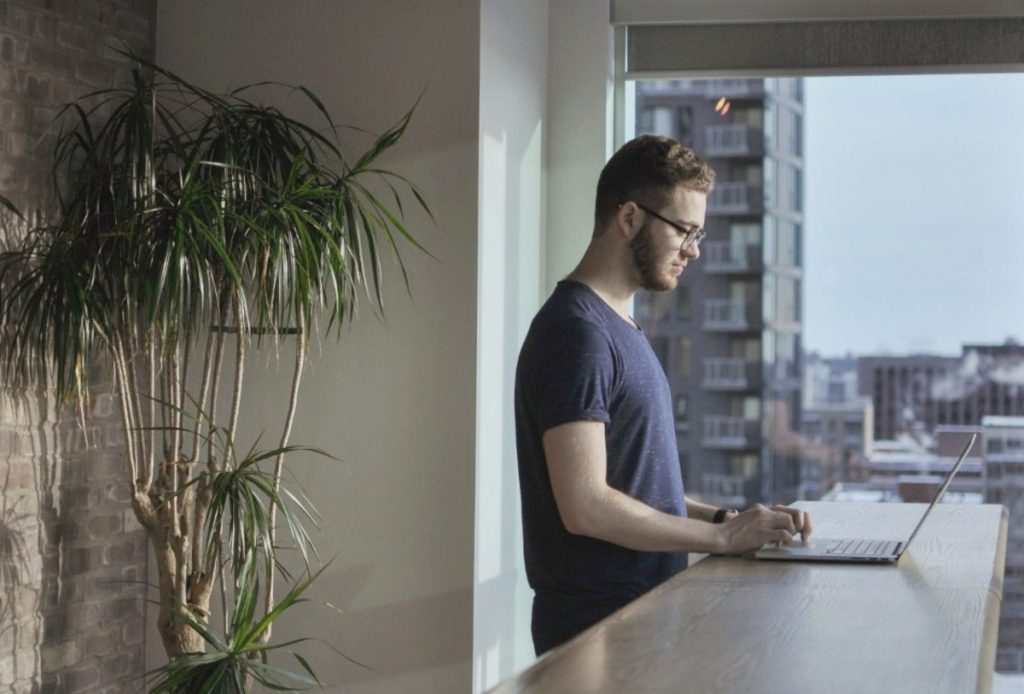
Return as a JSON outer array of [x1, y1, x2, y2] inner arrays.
[[712, 508, 737, 524]]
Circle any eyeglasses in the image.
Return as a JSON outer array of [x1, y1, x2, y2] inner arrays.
[[635, 202, 706, 248]]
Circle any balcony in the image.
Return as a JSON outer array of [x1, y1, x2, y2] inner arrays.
[[702, 357, 762, 391], [700, 79, 765, 98], [707, 182, 763, 216], [703, 298, 757, 331], [702, 416, 761, 449], [699, 472, 749, 508], [703, 124, 765, 158], [702, 240, 763, 274]]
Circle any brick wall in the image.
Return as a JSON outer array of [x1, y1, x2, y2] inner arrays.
[[0, 1, 156, 692]]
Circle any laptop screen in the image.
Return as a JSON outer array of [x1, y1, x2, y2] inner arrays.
[[902, 433, 978, 551]]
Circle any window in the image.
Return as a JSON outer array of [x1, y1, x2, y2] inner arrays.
[[675, 394, 688, 419], [677, 106, 694, 144], [677, 336, 692, 378]]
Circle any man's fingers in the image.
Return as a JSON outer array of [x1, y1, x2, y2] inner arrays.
[[801, 512, 813, 540], [770, 509, 797, 534], [772, 505, 812, 539]]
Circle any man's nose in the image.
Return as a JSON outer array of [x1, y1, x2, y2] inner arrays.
[[681, 242, 699, 260]]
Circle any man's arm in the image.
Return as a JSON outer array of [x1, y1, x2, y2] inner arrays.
[[544, 421, 809, 555], [685, 496, 733, 523], [686, 495, 812, 543]]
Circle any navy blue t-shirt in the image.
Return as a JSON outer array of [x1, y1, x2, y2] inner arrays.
[[514, 280, 687, 653]]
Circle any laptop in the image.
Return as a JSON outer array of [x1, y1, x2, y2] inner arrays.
[[754, 433, 978, 563]]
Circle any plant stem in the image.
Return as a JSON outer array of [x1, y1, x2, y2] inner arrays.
[[259, 313, 305, 643], [170, 341, 182, 463], [111, 340, 140, 491], [207, 298, 227, 473], [226, 298, 245, 457], [146, 338, 157, 490]]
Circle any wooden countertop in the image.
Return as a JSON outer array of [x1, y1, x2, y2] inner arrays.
[[490, 502, 1008, 694]]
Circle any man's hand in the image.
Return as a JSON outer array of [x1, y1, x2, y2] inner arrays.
[[714, 504, 813, 555]]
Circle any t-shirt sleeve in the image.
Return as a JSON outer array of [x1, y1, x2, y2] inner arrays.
[[531, 317, 615, 433]]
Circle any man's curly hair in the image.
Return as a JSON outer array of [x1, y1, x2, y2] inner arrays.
[[594, 135, 715, 231]]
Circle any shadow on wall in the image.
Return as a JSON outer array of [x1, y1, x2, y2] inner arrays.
[[0, 378, 147, 692], [292, 561, 473, 687]]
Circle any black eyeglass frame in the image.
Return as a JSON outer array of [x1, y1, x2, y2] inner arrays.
[[633, 202, 706, 248]]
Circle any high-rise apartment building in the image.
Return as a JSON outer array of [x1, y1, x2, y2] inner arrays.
[[981, 416, 1024, 671], [633, 78, 804, 507]]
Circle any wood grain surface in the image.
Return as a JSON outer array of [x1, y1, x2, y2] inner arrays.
[[490, 502, 1008, 694]]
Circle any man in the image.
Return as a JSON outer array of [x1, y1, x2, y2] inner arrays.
[[514, 135, 812, 655]]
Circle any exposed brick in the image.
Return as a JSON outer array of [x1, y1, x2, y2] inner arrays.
[[41, 609, 65, 645], [121, 620, 143, 646], [85, 513, 121, 540], [24, 74, 48, 101], [28, 43, 74, 76], [4, 6, 30, 34], [83, 454, 119, 482], [55, 20, 90, 52], [64, 545, 101, 574], [14, 645, 35, 677], [81, 624, 119, 657], [46, 0, 81, 21], [113, 10, 149, 39], [97, 597, 138, 624], [0, 33, 14, 61], [40, 640, 77, 672], [122, 507, 141, 533], [99, 650, 139, 679], [64, 663, 100, 694], [75, 56, 113, 88], [2, 459, 35, 488], [13, 584, 38, 615], [33, 13, 56, 42], [0, 625, 13, 652], [106, 480, 132, 503], [0, 2, 155, 689], [103, 536, 141, 566], [0, 64, 15, 94]]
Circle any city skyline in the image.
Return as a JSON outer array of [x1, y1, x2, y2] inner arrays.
[[803, 73, 1024, 357]]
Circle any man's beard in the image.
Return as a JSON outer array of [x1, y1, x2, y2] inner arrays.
[[629, 223, 674, 291]]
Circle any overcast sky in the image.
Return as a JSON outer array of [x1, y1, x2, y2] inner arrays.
[[803, 73, 1024, 357]]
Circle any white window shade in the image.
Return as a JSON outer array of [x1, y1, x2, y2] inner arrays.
[[624, 18, 1024, 76], [611, 0, 1024, 26]]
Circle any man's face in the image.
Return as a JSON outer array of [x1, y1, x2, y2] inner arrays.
[[628, 186, 708, 292]]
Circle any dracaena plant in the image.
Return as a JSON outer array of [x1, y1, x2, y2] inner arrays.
[[0, 56, 430, 687]]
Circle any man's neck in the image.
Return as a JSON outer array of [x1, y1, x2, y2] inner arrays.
[[566, 261, 637, 325]]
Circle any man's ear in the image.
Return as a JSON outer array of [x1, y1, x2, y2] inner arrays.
[[615, 201, 643, 240]]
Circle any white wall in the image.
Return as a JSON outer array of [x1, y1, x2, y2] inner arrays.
[[474, 1, 547, 690], [155, 2, 481, 692], [473, 1, 617, 688], [545, 0, 617, 291]]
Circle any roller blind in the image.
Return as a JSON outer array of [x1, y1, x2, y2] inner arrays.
[[625, 18, 1024, 76]]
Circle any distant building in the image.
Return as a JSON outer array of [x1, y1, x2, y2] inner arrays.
[[803, 352, 858, 407], [865, 427, 983, 498], [858, 341, 1024, 441], [982, 415, 1024, 672], [929, 343, 1024, 431], [801, 398, 873, 486], [634, 77, 805, 508], [857, 354, 959, 440]]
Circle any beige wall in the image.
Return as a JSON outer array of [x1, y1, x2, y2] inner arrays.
[[155, 1, 481, 692]]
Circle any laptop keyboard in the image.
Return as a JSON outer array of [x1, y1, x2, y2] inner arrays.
[[825, 539, 898, 557]]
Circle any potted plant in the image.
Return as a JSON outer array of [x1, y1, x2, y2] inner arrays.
[[0, 58, 430, 690]]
